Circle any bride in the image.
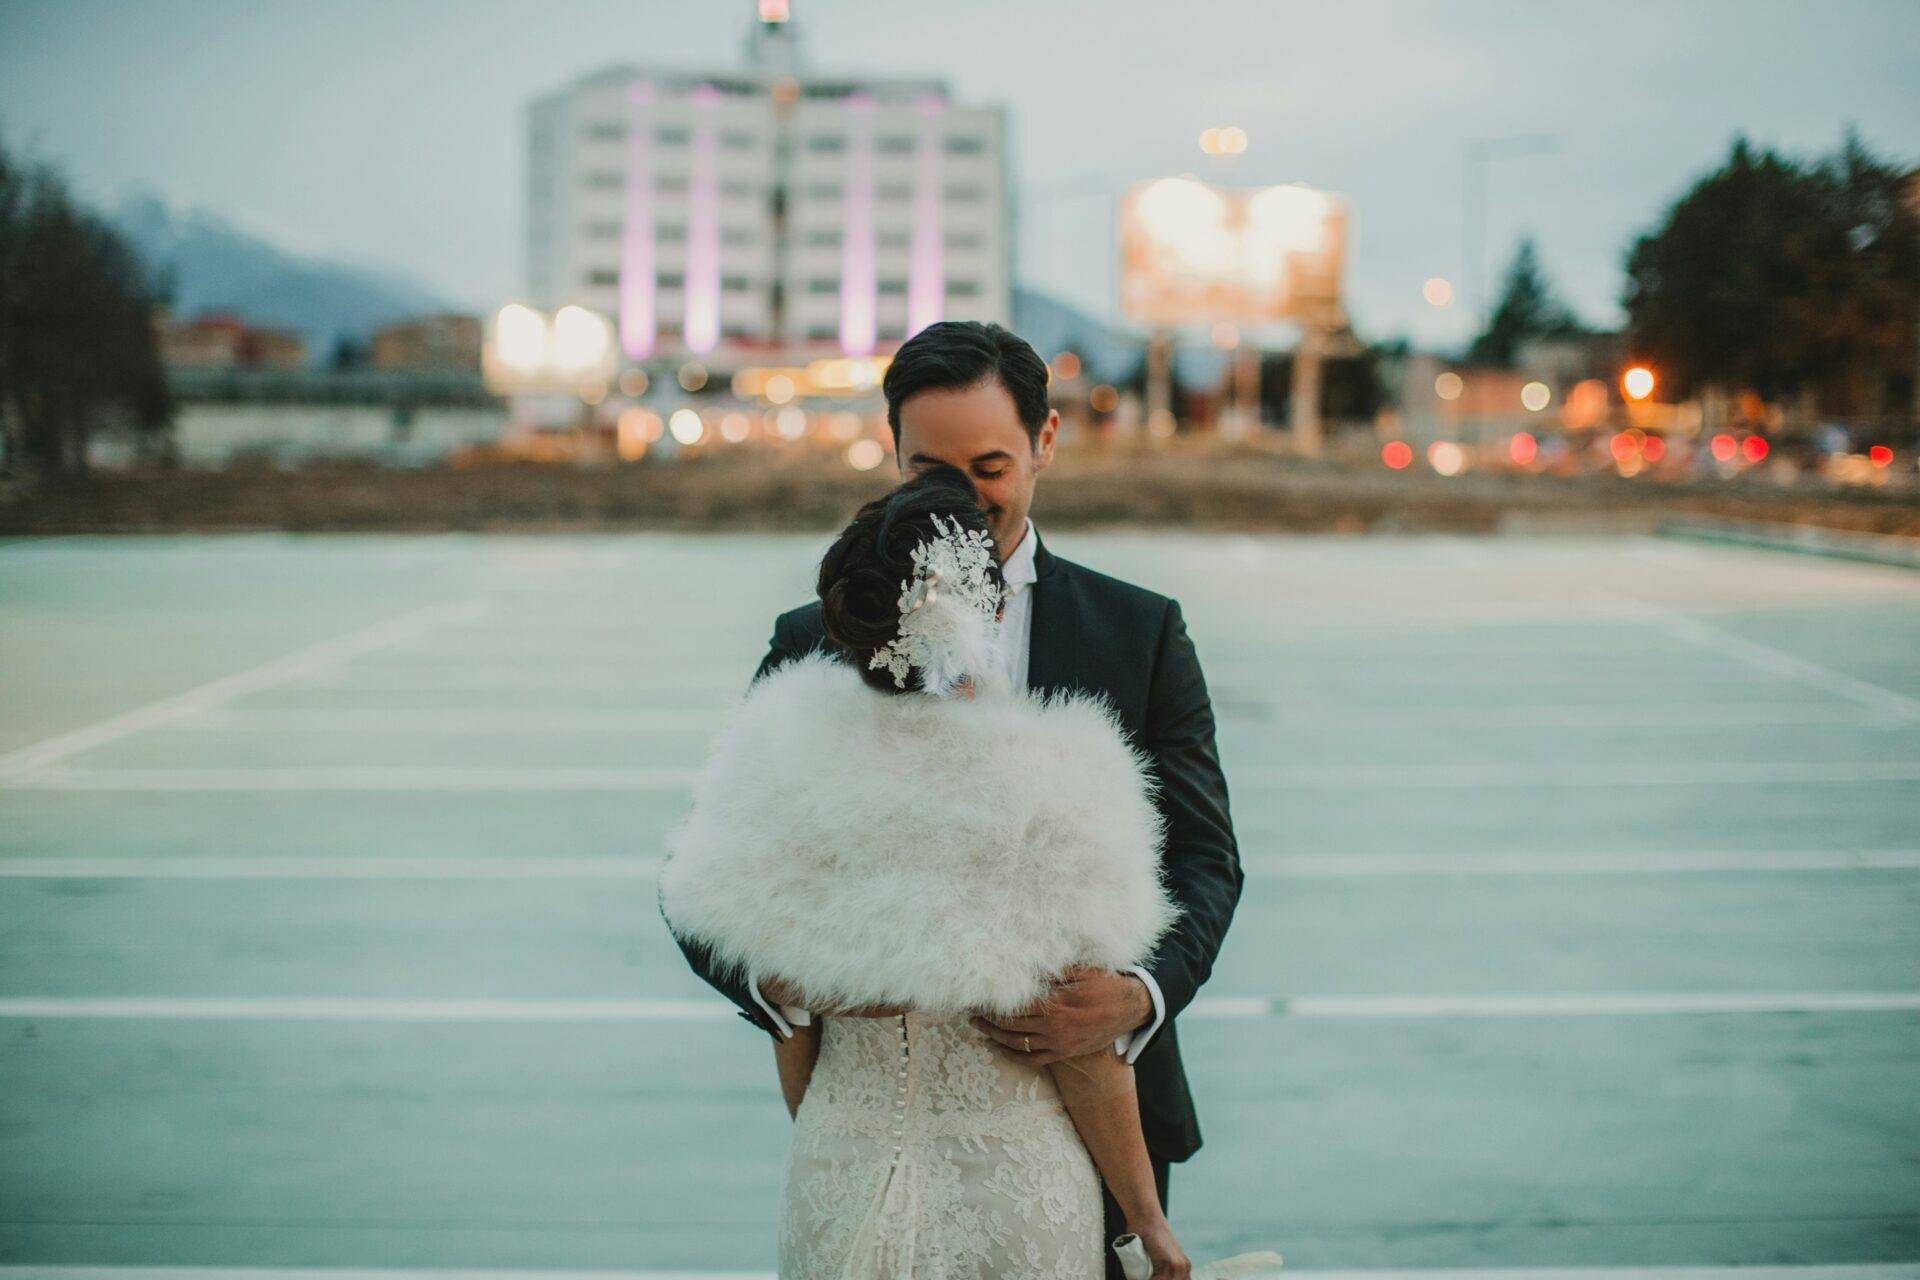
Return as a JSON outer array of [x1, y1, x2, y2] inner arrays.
[[659, 464, 1193, 1279]]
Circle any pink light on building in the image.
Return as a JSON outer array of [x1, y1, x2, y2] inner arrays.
[[907, 92, 946, 337], [683, 84, 722, 354], [839, 93, 877, 357], [618, 82, 657, 360]]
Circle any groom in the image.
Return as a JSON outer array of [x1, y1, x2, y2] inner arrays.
[[673, 320, 1242, 1275]]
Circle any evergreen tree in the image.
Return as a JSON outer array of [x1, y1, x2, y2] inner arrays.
[[1467, 236, 1582, 366], [0, 138, 172, 479], [1622, 130, 1919, 412]]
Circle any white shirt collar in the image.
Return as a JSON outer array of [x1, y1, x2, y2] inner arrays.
[[1001, 517, 1039, 590]]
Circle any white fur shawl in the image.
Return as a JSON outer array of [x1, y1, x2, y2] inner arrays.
[[658, 650, 1178, 1018]]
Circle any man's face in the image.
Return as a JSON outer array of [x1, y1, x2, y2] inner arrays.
[[894, 378, 1058, 562]]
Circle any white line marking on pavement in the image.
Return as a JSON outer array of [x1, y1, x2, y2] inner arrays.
[[8, 760, 1920, 791], [185, 708, 726, 732], [1245, 849, 1920, 875], [0, 998, 734, 1021], [3, 1269, 1916, 1280], [0, 856, 665, 878], [1593, 591, 1920, 722], [6, 849, 1919, 879], [3, 993, 1914, 1022], [3, 1269, 1915, 1280], [0, 599, 492, 782], [0, 767, 697, 791]]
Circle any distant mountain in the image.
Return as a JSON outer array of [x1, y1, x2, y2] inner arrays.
[[1012, 287, 1142, 384], [1011, 287, 1230, 387], [110, 195, 448, 362]]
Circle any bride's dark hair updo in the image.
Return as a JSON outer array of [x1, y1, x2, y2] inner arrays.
[[818, 462, 1007, 695]]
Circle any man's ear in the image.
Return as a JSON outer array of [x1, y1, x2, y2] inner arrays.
[[1034, 410, 1061, 470]]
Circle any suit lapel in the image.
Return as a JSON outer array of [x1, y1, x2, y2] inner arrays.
[[1025, 529, 1080, 698]]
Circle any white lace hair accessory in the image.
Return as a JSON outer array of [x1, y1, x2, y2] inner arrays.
[[867, 512, 1009, 698]]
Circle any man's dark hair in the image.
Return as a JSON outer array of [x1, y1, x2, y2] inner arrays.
[[881, 320, 1050, 445]]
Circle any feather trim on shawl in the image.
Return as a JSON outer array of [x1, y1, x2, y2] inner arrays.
[[658, 650, 1178, 1018]]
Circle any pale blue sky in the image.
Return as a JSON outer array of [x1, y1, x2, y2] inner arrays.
[[2, 0, 1915, 347]]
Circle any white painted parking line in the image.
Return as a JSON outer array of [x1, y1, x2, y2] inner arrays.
[[3, 992, 1914, 1022], [8, 760, 1920, 791], [5, 849, 1918, 879], [4, 1269, 1916, 1280], [1594, 591, 1920, 722], [186, 708, 725, 732], [0, 599, 491, 782]]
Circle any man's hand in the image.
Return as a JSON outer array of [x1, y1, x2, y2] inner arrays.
[[969, 965, 1153, 1066]]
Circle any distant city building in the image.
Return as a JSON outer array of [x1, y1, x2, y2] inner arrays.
[[371, 314, 484, 373], [157, 312, 308, 371], [523, 4, 1012, 367]]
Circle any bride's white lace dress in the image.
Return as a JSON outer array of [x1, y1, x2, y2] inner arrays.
[[779, 1009, 1104, 1279]]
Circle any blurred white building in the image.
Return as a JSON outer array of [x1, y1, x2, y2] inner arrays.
[[524, 4, 1013, 369]]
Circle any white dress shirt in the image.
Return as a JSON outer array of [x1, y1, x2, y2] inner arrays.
[[750, 517, 1168, 1063]]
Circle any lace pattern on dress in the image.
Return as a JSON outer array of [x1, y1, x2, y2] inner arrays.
[[779, 1010, 1104, 1279]]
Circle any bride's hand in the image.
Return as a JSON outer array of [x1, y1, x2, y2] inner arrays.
[[1130, 1216, 1191, 1279]]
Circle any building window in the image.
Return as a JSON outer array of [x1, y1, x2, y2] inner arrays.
[[806, 134, 845, 153], [944, 183, 985, 202], [946, 231, 984, 249], [582, 171, 622, 190], [879, 278, 907, 295], [720, 130, 757, 150], [805, 181, 842, 199], [656, 126, 691, 145], [721, 227, 756, 247], [806, 278, 837, 294], [722, 275, 752, 292], [658, 174, 689, 194], [804, 229, 838, 247], [877, 183, 911, 202], [806, 324, 838, 340], [877, 230, 909, 249], [660, 272, 685, 288], [586, 269, 619, 286], [583, 121, 625, 141], [659, 223, 688, 242], [720, 178, 756, 198], [945, 135, 986, 155], [876, 134, 915, 154], [948, 280, 982, 297], [585, 221, 621, 240]]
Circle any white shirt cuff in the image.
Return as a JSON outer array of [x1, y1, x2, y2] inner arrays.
[[1114, 965, 1166, 1064], [748, 968, 808, 1038]]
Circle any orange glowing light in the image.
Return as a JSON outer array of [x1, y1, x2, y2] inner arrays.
[[1509, 432, 1538, 465], [1610, 431, 1639, 461], [1641, 435, 1666, 463], [1869, 445, 1893, 467], [1710, 433, 1738, 462], [1622, 366, 1655, 401], [1088, 384, 1120, 414], [1742, 435, 1769, 463], [1052, 351, 1082, 381], [1382, 440, 1413, 469]]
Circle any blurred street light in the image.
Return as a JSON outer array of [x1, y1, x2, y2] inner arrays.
[[1422, 277, 1454, 307], [1622, 366, 1656, 401]]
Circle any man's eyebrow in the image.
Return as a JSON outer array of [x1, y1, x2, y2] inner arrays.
[[908, 451, 1015, 467]]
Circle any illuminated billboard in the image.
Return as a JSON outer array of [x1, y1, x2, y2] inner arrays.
[[1119, 178, 1347, 327]]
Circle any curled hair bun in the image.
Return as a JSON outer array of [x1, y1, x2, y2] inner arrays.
[[817, 463, 1008, 694]]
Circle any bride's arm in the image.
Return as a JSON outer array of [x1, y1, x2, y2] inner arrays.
[[1048, 1052, 1190, 1278], [773, 1019, 822, 1119]]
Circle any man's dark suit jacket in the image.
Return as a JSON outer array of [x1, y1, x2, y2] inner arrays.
[[666, 526, 1243, 1162]]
